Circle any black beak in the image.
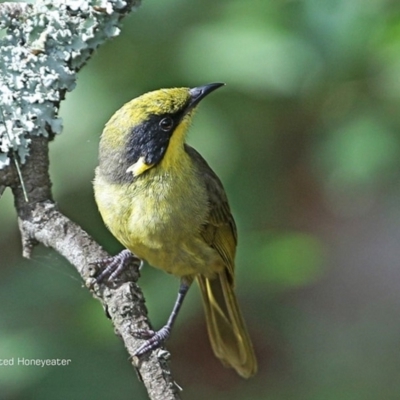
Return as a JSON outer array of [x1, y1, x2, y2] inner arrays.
[[187, 83, 225, 111]]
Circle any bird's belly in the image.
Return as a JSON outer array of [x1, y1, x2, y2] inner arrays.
[[131, 236, 222, 277], [123, 194, 221, 277]]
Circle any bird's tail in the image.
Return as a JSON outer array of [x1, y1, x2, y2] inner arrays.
[[196, 271, 257, 378]]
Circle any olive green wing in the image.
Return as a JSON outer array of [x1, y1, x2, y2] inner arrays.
[[185, 145, 237, 279], [186, 145, 257, 377]]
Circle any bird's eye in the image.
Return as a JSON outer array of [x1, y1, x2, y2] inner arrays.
[[159, 117, 174, 132]]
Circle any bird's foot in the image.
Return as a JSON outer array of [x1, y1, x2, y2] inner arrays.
[[133, 325, 171, 356], [93, 249, 142, 283]]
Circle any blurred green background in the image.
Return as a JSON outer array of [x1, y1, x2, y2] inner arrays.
[[3, 0, 400, 398]]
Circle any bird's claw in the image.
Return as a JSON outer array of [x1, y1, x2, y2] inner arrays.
[[133, 325, 171, 356], [92, 249, 142, 283], [134, 328, 156, 339]]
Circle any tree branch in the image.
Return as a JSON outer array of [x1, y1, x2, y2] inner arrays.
[[0, 1, 183, 399], [17, 200, 182, 400]]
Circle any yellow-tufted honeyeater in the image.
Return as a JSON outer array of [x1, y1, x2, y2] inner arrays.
[[93, 83, 257, 378]]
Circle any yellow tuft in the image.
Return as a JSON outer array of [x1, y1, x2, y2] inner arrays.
[[126, 156, 154, 177]]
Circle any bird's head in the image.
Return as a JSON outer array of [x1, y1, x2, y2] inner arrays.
[[98, 83, 224, 181]]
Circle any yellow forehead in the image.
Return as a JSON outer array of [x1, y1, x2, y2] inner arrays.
[[136, 87, 190, 113], [123, 87, 190, 124]]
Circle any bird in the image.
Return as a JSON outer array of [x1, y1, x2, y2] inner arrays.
[[93, 83, 257, 378]]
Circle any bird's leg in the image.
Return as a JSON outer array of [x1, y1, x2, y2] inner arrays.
[[134, 281, 190, 356], [93, 249, 143, 283]]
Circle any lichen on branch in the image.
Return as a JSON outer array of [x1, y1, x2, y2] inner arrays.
[[0, 0, 140, 169]]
